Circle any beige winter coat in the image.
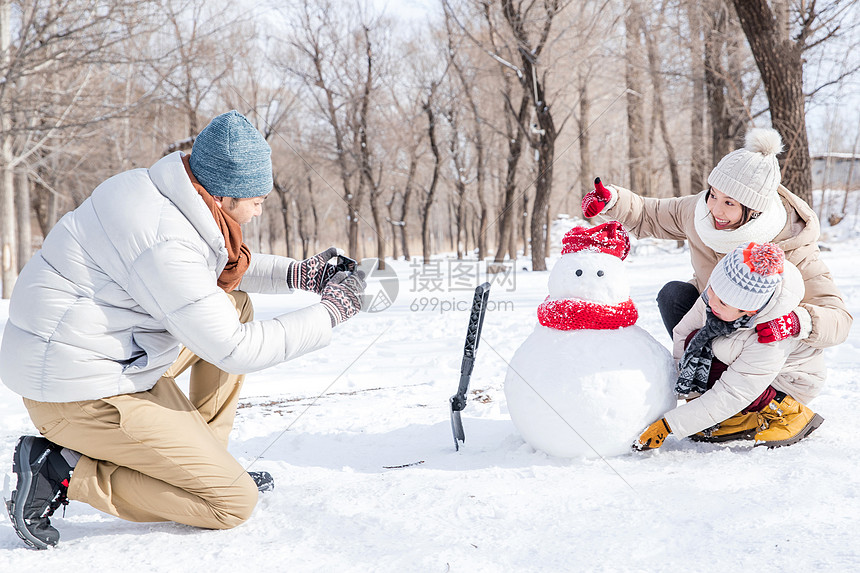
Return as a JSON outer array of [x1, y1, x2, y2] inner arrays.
[[663, 261, 825, 438], [602, 185, 852, 348]]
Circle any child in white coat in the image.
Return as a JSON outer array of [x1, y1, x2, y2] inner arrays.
[[634, 242, 826, 451]]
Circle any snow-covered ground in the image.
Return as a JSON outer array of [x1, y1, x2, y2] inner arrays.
[[2, 222, 860, 571]]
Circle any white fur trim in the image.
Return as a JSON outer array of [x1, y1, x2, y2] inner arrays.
[[693, 191, 787, 254], [604, 185, 620, 211], [794, 305, 813, 340]]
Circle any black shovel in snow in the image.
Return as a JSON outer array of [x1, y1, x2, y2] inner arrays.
[[449, 282, 491, 451]]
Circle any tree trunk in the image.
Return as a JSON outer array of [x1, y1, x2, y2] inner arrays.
[[705, 3, 732, 165], [450, 50, 488, 260], [625, 1, 649, 195], [357, 25, 385, 269], [530, 133, 554, 271], [387, 196, 399, 260], [298, 181, 310, 258], [448, 111, 467, 260], [493, 93, 528, 263], [15, 167, 31, 270], [521, 190, 529, 260], [399, 153, 417, 260], [0, 146, 16, 297], [275, 179, 292, 258], [687, 1, 706, 194], [476, 185, 488, 260], [0, 0, 15, 297], [731, 0, 812, 203], [422, 97, 441, 264], [500, 0, 560, 272], [311, 54, 362, 257], [369, 189, 385, 269], [509, 202, 518, 259], [644, 18, 681, 198], [578, 74, 592, 206], [725, 17, 747, 149], [310, 191, 319, 255], [33, 180, 58, 239]]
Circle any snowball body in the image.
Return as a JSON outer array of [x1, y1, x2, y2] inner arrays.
[[505, 326, 677, 458], [505, 246, 677, 458]]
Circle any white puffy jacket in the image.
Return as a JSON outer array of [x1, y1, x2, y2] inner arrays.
[[0, 152, 332, 402], [664, 260, 826, 438]]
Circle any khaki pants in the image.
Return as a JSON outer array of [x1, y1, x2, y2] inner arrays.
[[22, 291, 258, 529]]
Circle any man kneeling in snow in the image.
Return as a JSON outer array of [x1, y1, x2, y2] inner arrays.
[[634, 242, 826, 452], [2, 110, 366, 550]]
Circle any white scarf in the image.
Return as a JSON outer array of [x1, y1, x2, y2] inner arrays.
[[693, 191, 787, 254]]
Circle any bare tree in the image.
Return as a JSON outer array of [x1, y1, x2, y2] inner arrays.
[[282, 0, 372, 258], [151, 0, 245, 141], [396, 149, 419, 261], [273, 176, 294, 257], [731, 0, 859, 204], [387, 90, 423, 261], [687, 1, 707, 193], [625, 0, 649, 196], [354, 23, 389, 269], [445, 105, 472, 259], [577, 71, 593, 207], [643, 7, 681, 197], [497, 0, 567, 272], [703, 1, 753, 166], [0, 0, 158, 297], [421, 77, 445, 264], [476, 2, 528, 265], [445, 11, 489, 259]]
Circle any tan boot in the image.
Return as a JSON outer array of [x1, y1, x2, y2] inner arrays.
[[754, 395, 824, 448], [691, 411, 762, 443]]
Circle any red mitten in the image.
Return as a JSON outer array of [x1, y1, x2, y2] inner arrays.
[[581, 177, 613, 218], [755, 311, 800, 343]]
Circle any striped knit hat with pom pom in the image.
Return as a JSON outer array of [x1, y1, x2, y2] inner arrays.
[[708, 242, 785, 312], [707, 128, 783, 212]]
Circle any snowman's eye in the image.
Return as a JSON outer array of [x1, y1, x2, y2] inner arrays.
[[597, 270, 604, 277], [575, 269, 583, 277]]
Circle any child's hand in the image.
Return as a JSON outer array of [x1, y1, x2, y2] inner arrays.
[[633, 418, 671, 451], [756, 311, 800, 343]]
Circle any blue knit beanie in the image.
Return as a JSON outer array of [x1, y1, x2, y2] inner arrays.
[[188, 110, 273, 198]]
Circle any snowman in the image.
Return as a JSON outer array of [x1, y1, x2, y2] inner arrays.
[[504, 221, 677, 458]]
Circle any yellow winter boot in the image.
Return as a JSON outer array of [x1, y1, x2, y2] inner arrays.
[[754, 395, 824, 448], [691, 411, 762, 443]]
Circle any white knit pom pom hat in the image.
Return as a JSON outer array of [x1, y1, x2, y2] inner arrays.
[[707, 128, 783, 212]]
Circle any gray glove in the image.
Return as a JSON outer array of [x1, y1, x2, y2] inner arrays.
[[286, 247, 339, 294], [320, 270, 366, 326]]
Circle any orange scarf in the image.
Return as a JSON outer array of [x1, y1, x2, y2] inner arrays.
[[182, 155, 251, 292]]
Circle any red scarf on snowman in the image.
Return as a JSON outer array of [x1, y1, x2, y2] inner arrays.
[[537, 222, 639, 331]]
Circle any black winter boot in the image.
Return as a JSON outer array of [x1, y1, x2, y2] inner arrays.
[[6, 436, 74, 550], [249, 471, 274, 493]]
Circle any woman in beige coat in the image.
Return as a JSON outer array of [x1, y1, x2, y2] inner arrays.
[[633, 243, 825, 451], [581, 128, 851, 350]]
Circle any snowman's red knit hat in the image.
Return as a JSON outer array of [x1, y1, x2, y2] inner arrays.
[[561, 221, 631, 260]]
